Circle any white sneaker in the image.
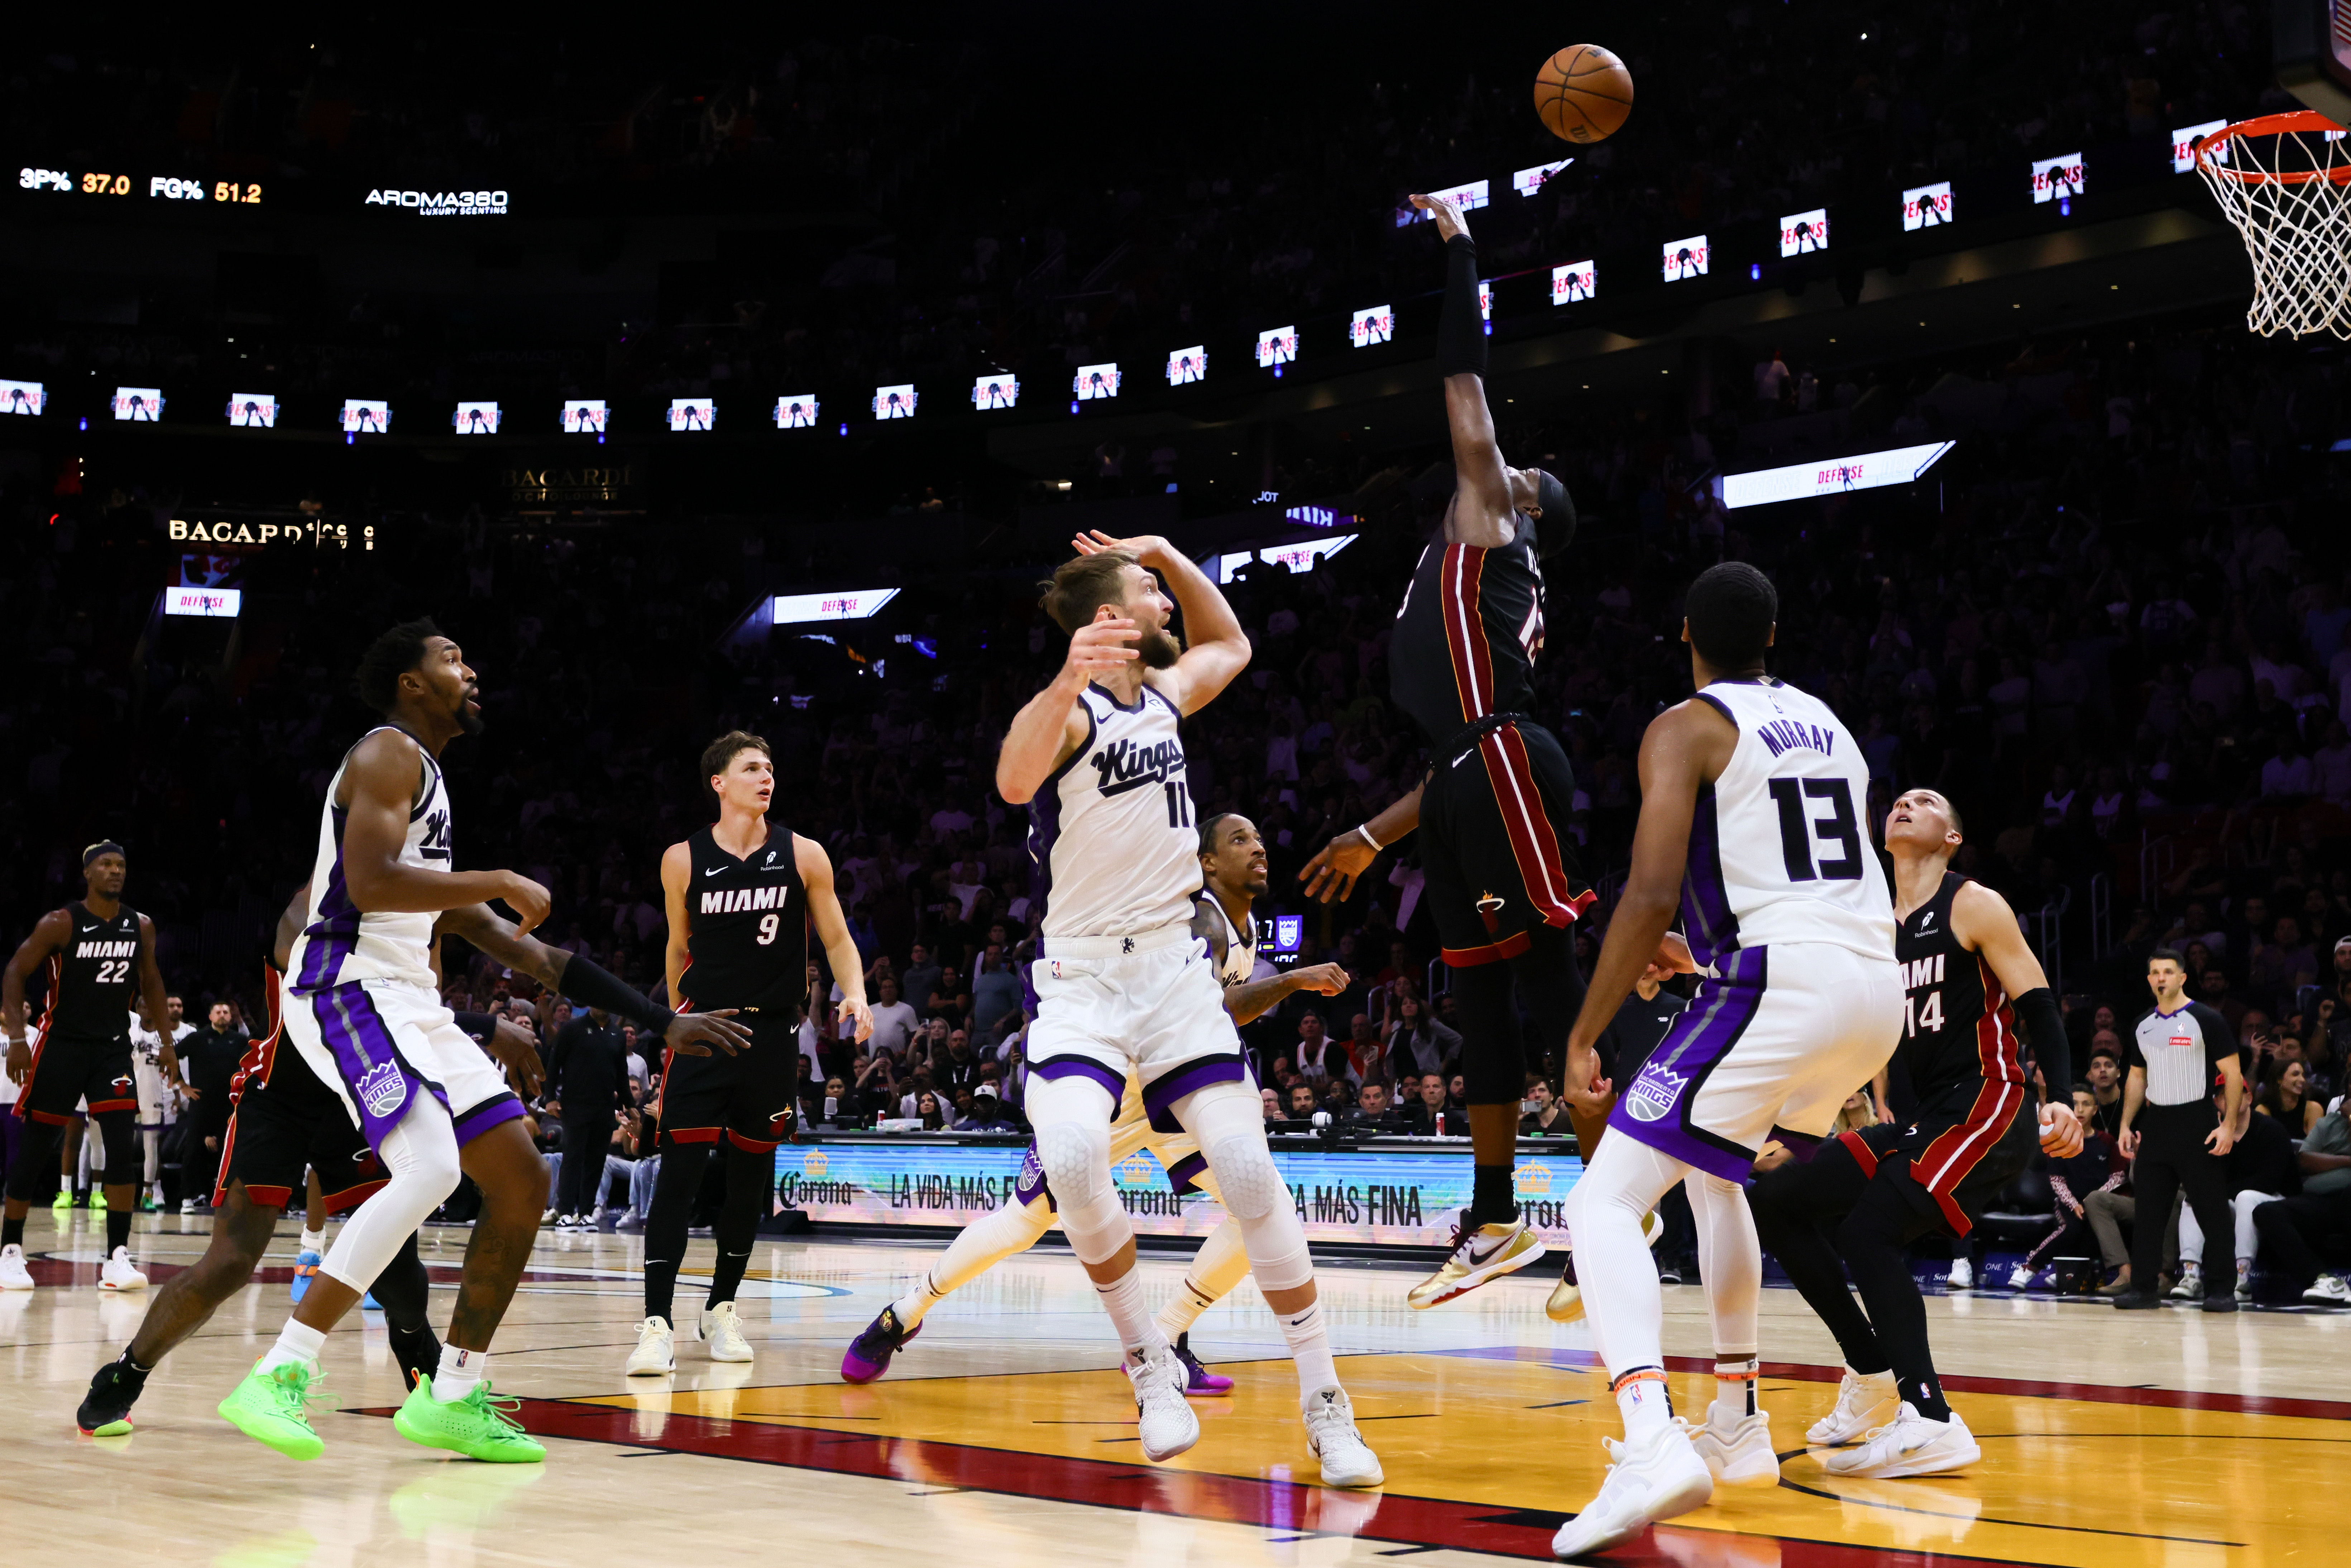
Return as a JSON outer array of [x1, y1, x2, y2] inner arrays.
[[1550, 1419, 1715, 1559], [2303, 1273, 2351, 1306], [625, 1315, 677, 1375], [2008, 1263, 2038, 1290], [1690, 1408, 1777, 1485], [1302, 1386, 1383, 1487], [1945, 1257, 1973, 1290], [99, 1247, 148, 1291], [2168, 1266, 2203, 1301], [179, 1199, 197, 1215], [540, 1208, 557, 1226], [2235, 1264, 2253, 1302], [1807, 1367, 1899, 1445], [0, 1244, 33, 1290], [1127, 1347, 1201, 1463], [700, 1301, 754, 1363], [1822, 1402, 1981, 1478]]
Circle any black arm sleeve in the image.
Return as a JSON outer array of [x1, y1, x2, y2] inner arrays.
[[2012, 987, 2068, 1100], [452, 1011, 497, 1044], [554, 953, 677, 1038], [1435, 234, 1486, 378]]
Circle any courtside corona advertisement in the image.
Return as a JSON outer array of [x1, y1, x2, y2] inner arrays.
[[772, 1142, 1584, 1244]]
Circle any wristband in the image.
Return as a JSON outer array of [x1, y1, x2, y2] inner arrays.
[[558, 954, 677, 1037], [1355, 824, 1383, 853]]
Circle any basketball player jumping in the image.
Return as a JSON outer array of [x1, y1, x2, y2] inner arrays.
[[840, 811, 1348, 1391], [216, 619, 564, 1463], [1550, 563, 1905, 1557], [76, 886, 743, 1438], [1322, 189, 1593, 1314], [1750, 789, 2078, 1479], [995, 531, 1381, 1487], [626, 730, 873, 1376], [2, 842, 181, 1293]]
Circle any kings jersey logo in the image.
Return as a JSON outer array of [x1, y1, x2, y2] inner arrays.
[[1091, 737, 1186, 797], [1625, 1063, 1688, 1123]]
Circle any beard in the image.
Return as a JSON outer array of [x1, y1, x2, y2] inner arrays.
[[1139, 626, 1183, 669], [456, 699, 486, 735]]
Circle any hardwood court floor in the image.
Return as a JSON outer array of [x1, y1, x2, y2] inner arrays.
[[4, 1208, 2347, 1566]]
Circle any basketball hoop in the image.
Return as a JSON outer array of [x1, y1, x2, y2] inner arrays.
[[2195, 110, 2351, 339]]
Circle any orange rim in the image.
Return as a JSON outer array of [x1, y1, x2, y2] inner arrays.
[[2197, 110, 2351, 186]]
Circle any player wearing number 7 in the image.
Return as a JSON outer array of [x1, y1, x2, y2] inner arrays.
[[625, 730, 873, 1377], [1549, 561, 1905, 1559]]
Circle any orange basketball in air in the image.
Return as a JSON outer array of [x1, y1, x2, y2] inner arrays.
[[1534, 44, 1634, 144]]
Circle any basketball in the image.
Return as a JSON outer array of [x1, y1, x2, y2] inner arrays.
[[1534, 44, 1634, 143]]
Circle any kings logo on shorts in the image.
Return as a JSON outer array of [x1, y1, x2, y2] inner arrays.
[[1625, 1063, 1688, 1123], [356, 1059, 408, 1119]]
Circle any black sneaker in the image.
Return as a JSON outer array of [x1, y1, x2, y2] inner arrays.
[[2113, 1291, 2164, 1310], [2201, 1294, 2239, 1314], [1657, 1263, 1685, 1285], [388, 1321, 444, 1391], [77, 1353, 149, 1436]]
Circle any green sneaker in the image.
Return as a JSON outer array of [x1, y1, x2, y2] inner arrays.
[[392, 1376, 545, 1463], [217, 1360, 328, 1461], [51, 1190, 71, 1210], [88, 1190, 107, 1212]]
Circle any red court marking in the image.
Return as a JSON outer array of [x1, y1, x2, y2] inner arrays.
[[350, 1399, 2037, 1567], [1445, 1345, 2351, 1423]]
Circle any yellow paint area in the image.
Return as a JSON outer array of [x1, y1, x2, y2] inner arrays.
[[570, 1353, 2346, 1565]]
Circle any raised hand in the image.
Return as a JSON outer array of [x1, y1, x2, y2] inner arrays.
[[1300, 833, 1376, 903], [666, 1007, 753, 1059], [1409, 192, 1468, 241]]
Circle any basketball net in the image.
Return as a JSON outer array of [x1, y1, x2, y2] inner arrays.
[[2196, 110, 2351, 340]]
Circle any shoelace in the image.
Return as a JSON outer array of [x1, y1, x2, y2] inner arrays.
[[462, 1383, 532, 1440], [269, 1366, 332, 1423]]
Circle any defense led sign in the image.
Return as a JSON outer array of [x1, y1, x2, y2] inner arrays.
[[1718, 441, 1957, 509], [771, 589, 901, 625], [164, 585, 242, 618]]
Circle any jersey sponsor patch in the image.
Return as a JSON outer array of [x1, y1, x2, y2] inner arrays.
[[1625, 1062, 1688, 1123]]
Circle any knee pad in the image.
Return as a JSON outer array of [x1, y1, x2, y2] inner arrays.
[[1036, 1117, 1125, 1263], [1206, 1133, 1283, 1221], [1202, 1135, 1312, 1292], [95, 1111, 140, 1178]]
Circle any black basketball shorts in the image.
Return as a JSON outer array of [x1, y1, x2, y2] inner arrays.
[[1420, 719, 1594, 966], [14, 1030, 137, 1125], [1834, 1082, 2040, 1237], [217, 1040, 388, 1214], [656, 1010, 800, 1154]]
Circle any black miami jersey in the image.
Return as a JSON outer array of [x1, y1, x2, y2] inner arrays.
[[1894, 872, 2022, 1105], [677, 824, 807, 1014], [39, 902, 142, 1038], [1390, 512, 1546, 745]]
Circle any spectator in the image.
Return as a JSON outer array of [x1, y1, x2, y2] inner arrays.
[[1294, 1013, 1354, 1085], [2251, 1097, 2351, 1305], [900, 943, 942, 1020], [911, 1091, 947, 1131], [2173, 1082, 2296, 1303], [1346, 1079, 1403, 1130], [2256, 1057, 2324, 1136], [1383, 994, 1462, 1082], [866, 976, 920, 1061], [1519, 1076, 1571, 1137], [1285, 1082, 1320, 1122], [1260, 1086, 1285, 1124], [956, 1089, 1018, 1132], [1400, 1071, 1450, 1136], [2083, 1042, 2126, 1139], [2012, 1087, 2126, 1288]]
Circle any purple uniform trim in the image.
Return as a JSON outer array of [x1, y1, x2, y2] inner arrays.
[[296, 817, 360, 992], [1141, 1051, 1249, 1133], [1678, 782, 1739, 972], [1030, 1054, 1125, 1101], [1164, 1150, 1209, 1195], [310, 983, 434, 1152], [1607, 946, 1770, 1182], [1014, 1144, 1053, 1212], [451, 1093, 525, 1145]]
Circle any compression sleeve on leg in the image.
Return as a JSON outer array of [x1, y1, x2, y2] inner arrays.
[[1562, 1133, 1685, 1382], [318, 1096, 463, 1294], [898, 1190, 1055, 1328], [1684, 1172, 1760, 1363], [1435, 234, 1486, 378], [1157, 1215, 1252, 1338]]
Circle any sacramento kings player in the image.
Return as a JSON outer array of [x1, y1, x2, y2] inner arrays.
[[1552, 563, 1905, 1557], [995, 531, 1380, 1487], [838, 811, 1346, 1392], [2, 842, 180, 1293]]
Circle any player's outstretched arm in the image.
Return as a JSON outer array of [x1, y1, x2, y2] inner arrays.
[[1301, 782, 1425, 903], [996, 610, 1133, 804], [1409, 192, 1514, 549], [1071, 530, 1250, 714], [437, 899, 751, 1058], [1566, 701, 1735, 1071], [1, 910, 70, 1084], [1952, 880, 2080, 1155], [338, 728, 550, 929], [799, 835, 873, 1044]]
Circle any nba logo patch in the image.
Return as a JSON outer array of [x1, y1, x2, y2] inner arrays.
[[356, 1060, 407, 1119], [1625, 1064, 1687, 1123]]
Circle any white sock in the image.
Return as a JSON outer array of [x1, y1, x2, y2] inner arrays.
[[1613, 1368, 1672, 1442], [1278, 1298, 1339, 1405], [299, 1227, 326, 1255], [896, 1197, 1051, 1329], [1155, 1275, 1219, 1339], [892, 1272, 949, 1330], [1094, 1269, 1169, 1362], [1711, 1355, 1759, 1424], [432, 1344, 486, 1402], [260, 1319, 327, 1374]]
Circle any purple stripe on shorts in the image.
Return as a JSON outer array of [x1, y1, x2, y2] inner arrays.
[[1608, 946, 1769, 1183], [1030, 1054, 1125, 1101], [1165, 1151, 1209, 1195], [1141, 1051, 1248, 1133], [451, 1092, 525, 1146], [313, 984, 425, 1152]]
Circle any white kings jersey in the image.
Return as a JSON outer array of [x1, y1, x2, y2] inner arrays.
[[1679, 677, 1896, 971], [287, 727, 453, 993], [1028, 682, 1202, 941], [1199, 893, 1261, 984]]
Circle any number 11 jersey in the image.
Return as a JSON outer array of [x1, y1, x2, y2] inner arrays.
[[1681, 676, 1895, 969], [1028, 681, 1201, 941], [679, 823, 806, 1013]]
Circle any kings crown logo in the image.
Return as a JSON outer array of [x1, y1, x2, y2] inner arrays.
[[356, 1060, 408, 1119], [1625, 1064, 1688, 1123]]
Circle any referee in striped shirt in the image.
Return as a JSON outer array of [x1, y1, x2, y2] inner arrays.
[[2115, 949, 2244, 1312]]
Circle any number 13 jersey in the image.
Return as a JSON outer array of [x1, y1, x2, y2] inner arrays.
[[1029, 681, 1201, 941], [679, 824, 806, 1013], [1681, 676, 1895, 969]]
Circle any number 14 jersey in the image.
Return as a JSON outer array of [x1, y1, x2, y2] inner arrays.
[[1680, 676, 1895, 970]]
